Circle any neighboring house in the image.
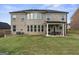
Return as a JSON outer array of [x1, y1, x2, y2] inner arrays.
[[10, 9, 68, 36], [71, 8, 79, 29], [0, 22, 11, 36]]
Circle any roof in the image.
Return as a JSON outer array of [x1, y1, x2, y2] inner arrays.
[[71, 8, 79, 18], [10, 9, 68, 13], [0, 22, 10, 29]]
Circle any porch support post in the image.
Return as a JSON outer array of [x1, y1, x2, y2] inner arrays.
[[46, 23, 48, 36], [63, 23, 64, 36]]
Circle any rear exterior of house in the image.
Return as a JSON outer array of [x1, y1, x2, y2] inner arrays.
[[71, 8, 79, 29], [10, 9, 68, 36]]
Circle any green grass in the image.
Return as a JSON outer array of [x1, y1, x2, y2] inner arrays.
[[0, 33, 79, 55]]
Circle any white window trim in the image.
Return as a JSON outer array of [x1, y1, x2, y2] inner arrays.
[[12, 15, 16, 18]]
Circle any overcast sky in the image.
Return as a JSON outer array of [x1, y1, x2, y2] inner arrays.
[[0, 4, 79, 24]]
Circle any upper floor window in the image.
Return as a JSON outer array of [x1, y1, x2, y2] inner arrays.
[[61, 15, 65, 20], [27, 13, 42, 20], [13, 18, 16, 20], [12, 15, 16, 20], [21, 18, 24, 21], [46, 14, 51, 20], [62, 18, 64, 20], [47, 18, 50, 20]]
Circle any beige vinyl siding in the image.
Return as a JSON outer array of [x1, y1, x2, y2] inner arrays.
[[11, 12, 67, 35], [45, 13, 66, 22]]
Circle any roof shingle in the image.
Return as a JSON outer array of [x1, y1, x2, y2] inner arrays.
[[10, 9, 68, 13], [0, 22, 10, 29]]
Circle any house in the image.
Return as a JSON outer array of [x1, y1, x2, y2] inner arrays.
[[71, 8, 79, 29], [0, 22, 11, 36], [10, 9, 68, 36]]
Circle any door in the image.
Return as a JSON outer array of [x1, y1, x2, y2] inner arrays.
[[53, 26, 56, 35], [51, 25, 59, 35]]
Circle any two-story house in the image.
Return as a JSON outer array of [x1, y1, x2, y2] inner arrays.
[[10, 9, 68, 36]]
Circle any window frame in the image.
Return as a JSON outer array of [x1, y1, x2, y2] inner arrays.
[[27, 13, 42, 20], [62, 18, 64, 20], [12, 15, 16, 20], [13, 18, 16, 20], [46, 14, 51, 20], [21, 18, 24, 21], [41, 25, 44, 32], [38, 25, 40, 32], [27, 25, 29, 32], [13, 25, 16, 32], [30, 25, 33, 32], [34, 25, 37, 32]]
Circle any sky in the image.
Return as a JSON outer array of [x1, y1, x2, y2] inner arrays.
[[0, 4, 79, 24]]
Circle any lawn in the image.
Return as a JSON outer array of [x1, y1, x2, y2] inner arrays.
[[0, 33, 79, 55]]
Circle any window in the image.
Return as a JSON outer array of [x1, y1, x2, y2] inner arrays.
[[13, 29, 16, 32], [48, 28, 50, 32], [27, 13, 42, 19], [13, 25, 16, 28], [47, 18, 50, 20], [60, 26, 62, 29], [16, 32, 24, 35], [27, 25, 29, 32], [30, 25, 33, 32], [13, 25, 16, 32], [62, 18, 64, 20], [46, 14, 51, 20], [56, 25, 59, 30], [27, 13, 31, 19], [34, 25, 37, 32], [12, 15, 16, 20], [48, 27, 50, 32], [21, 18, 24, 21], [12, 15, 16, 18], [41, 25, 44, 32], [38, 25, 40, 32], [30, 13, 33, 19], [13, 18, 16, 20], [61, 15, 64, 20]]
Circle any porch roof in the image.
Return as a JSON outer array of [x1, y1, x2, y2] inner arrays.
[[45, 21, 66, 23]]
